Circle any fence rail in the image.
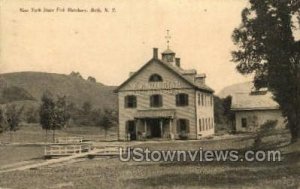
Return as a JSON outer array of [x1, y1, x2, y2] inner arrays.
[[54, 137, 83, 144], [44, 144, 92, 156]]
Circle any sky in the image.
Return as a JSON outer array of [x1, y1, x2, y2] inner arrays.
[[0, 0, 252, 93]]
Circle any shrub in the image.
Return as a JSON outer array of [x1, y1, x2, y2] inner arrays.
[[260, 120, 278, 132]]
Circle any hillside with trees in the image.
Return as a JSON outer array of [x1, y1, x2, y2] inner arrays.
[[0, 71, 117, 109], [0, 71, 118, 129]]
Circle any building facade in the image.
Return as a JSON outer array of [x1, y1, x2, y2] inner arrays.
[[115, 48, 215, 141], [231, 90, 285, 132]]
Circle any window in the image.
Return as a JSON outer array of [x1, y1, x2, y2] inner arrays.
[[125, 95, 137, 108], [201, 94, 204, 106], [241, 118, 247, 128], [198, 93, 201, 105], [149, 74, 163, 82], [150, 94, 163, 107], [166, 54, 174, 62], [177, 119, 190, 134], [176, 93, 189, 106]]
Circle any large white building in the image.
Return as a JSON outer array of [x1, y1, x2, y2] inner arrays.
[[115, 47, 215, 141]]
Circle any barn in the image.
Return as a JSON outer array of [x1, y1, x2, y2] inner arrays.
[[115, 47, 215, 141], [231, 90, 286, 132]]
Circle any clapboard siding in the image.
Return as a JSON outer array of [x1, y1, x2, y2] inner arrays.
[[235, 110, 285, 132], [195, 91, 214, 139], [117, 57, 214, 140], [118, 89, 197, 140], [119, 59, 193, 91]]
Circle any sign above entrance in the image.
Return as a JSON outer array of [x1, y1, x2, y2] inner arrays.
[[128, 81, 183, 91], [135, 109, 175, 119]]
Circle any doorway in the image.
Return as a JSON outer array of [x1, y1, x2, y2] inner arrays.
[[148, 119, 161, 138], [126, 120, 136, 140]]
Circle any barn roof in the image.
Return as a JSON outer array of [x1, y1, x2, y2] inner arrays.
[[231, 91, 280, 111], [114, 57, 214, 93]]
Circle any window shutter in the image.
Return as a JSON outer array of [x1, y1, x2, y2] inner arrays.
[[199, 119, 201, 131], [159, 95, 163, 106], [185, 94, 189, 106], [133, 96, 137, 107]]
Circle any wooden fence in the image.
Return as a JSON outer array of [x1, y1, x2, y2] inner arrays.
[[44, 144, 92, 157], [54, 137, 83, 144]]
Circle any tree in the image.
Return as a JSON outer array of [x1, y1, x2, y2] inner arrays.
[[222, 96, 235, 130], [25, 106, 39, 123], [232, 0, 300, 142], [82, 101, 92, 115], [5, 104, 24, 142], [40, 92, 69, 142], [0, 108, 7, 134], [87, 76, 96, 83], [52, 95, 68, 141], [69, 71, 83, 79], [99, 109, 115, 139], [213, 96, 225, 125], [40, 91, 55, 142]]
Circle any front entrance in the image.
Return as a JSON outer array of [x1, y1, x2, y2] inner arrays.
[[148, 119, 161, 138], [126, 120, 136, 140]]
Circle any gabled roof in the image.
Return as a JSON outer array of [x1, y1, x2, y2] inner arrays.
[[114, 58, 214, 93], [231, 92, 280, 111]]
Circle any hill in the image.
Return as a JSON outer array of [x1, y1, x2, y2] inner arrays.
[[217, 81, 254, 98], [0, 72, 117, 110]]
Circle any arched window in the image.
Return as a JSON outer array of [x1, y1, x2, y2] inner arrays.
[[149, 74, 163, 82], [176, 93, 189, 106]]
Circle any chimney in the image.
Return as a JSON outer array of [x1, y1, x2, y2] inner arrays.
[[175, 58, 181, 67], [195, 74, 206, 85], [153, 48, 158, 59]]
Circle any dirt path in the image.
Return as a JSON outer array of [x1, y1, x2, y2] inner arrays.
[[0, 148, 107, 173]]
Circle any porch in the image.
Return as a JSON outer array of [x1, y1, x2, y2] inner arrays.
[[128, 109, 176, 140]]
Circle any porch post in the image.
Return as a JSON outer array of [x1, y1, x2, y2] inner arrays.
[[160, 119, 163, 138], [135, 119, 138, 140], [144, 120, 147, 134], [169, 119, 172, 139]]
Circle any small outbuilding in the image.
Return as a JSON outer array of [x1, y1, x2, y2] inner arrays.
[[231, 89, 285, 132]]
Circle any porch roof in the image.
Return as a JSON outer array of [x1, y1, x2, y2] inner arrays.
[[134, 109, 175, 119]]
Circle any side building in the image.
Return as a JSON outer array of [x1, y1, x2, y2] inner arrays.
[[115, 47, 215, 141], [231, 90, 286, 132]]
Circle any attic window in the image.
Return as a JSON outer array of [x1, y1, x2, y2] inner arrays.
[[149, 74, 163, 82]]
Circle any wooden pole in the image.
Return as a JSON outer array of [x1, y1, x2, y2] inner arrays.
[[169, 119, 172, 139], [144, 120, 147, 134], [160, 119, 163, 138]]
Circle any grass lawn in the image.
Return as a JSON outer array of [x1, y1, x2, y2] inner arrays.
[[0, 123, 118, 144], [0, 127, 299, 189]]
